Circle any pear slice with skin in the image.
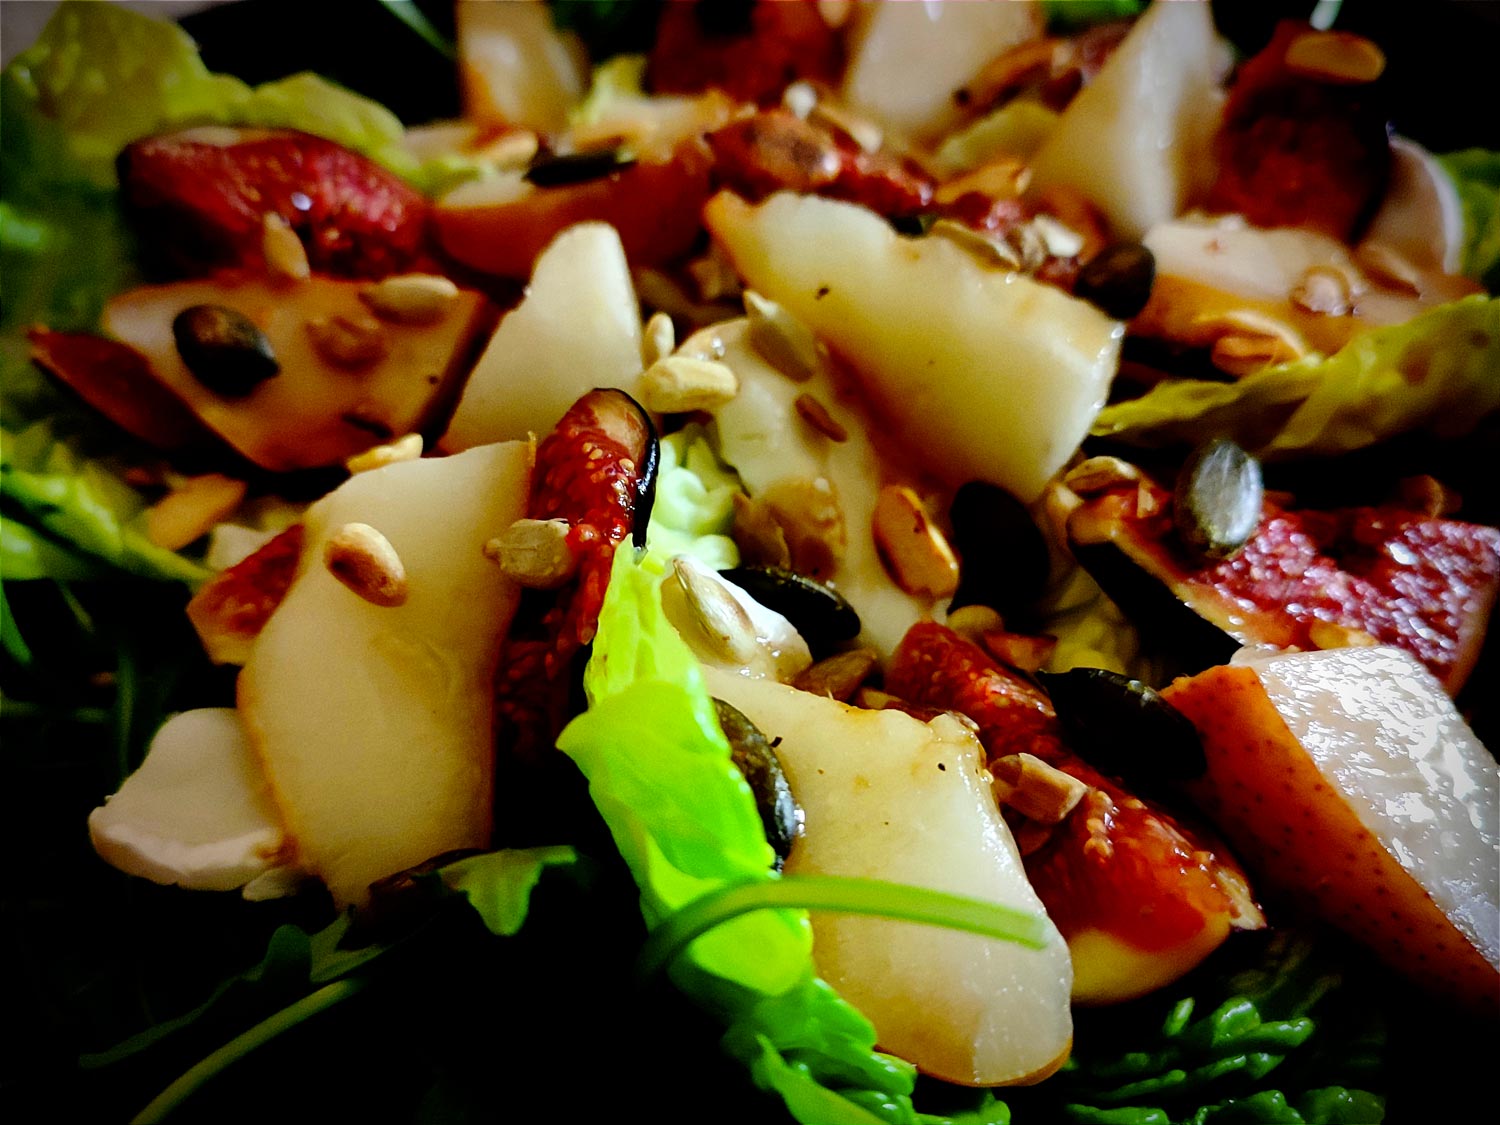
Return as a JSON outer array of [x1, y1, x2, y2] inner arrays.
[[239, 440, 532, 908], [704, 667, 1073, 1087]]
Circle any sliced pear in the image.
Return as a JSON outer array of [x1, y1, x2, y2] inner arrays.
[[102, 275, 495, 472], [704, 668, 1073, 1087], [1028, 0, 1230, 239], [686, 314, 936, 656], [239, 441, 532, 908], [88, 708, 291, 893], [1164, 646, 1499, 1009], [442, 223, 643, 451], [456, 0, 587, 134], [1360, 136, 1467, 275], [705, 192, 1122, 503], [840, 0, 1042, 142]]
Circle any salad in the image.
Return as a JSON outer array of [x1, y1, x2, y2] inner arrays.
[[3, 1, 1498, 1123]]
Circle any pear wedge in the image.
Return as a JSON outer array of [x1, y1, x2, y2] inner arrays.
[[239, 441, 531, 908]]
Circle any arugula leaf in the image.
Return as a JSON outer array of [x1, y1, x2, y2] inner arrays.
[[1090, 296, 1500, 457]]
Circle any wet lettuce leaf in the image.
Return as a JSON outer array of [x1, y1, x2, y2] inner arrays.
[[558, 547, 922, 1123], [1438, 148, 1500, 291], [1090, 296, 1500, 456]]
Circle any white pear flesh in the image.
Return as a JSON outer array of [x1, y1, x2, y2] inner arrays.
[[456, 0, 586, 134], [239, 441, 532, 908], [442, 223, 643, 451], [840, 0, 1042, 142], [88, 708, 290, 893], [1232, 646, 1499, 971], [705, 192, 1122, 503], [685, 316, 936, 656], [1028, 0, 1229, 240], [1360, 137, 1467, 275], [704, 669, 1073, 1086]]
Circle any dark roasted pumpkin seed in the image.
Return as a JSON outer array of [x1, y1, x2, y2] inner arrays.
[[947, 481, 1052, 625], [172, 304, 279, 396], [713, 698, 802, 868], [720, 565, 860, 658], [1074, 242, 1156, 320], [1173, 438, 1264, 562], [524, 146, 637, 187], [1037, 667, 1207, 791]]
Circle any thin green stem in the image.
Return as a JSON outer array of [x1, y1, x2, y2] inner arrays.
[[376, 0, 456, 60], [130, 977, 369, 1124], [637, 875, 1050, 983]]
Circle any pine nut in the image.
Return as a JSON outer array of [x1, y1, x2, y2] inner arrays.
[[324, 523, 408, 607], [359, 273, 460, 324]]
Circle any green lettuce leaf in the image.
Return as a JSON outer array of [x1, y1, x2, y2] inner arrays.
[[557, 548, 923, 1121], [1437, 149, 1500, 290], [1090, 296, 1500, 456], [2, 418, 210, 584], [647, 425, 742, 569]]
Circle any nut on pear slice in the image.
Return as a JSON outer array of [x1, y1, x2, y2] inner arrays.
[[239, 441, 532, 908], [704, 192, 1121, 503], [704, 668, 1073, 1087], [1163, 646, 1499, 1010]]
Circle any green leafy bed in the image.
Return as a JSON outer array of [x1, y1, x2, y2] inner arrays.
[[2, 4, 1494, 1124]]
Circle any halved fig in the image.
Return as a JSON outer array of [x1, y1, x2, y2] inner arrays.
[[1068, 470, 1500, 695], [118, 128, 431, 279], [101, 275, 496, 472], [886, 622, 1264, 1005], [187, 525, 306, 665]]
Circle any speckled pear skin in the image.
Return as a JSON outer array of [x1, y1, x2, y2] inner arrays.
[[1163, 650, 1499, 1011]]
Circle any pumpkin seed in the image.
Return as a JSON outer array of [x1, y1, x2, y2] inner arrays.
[[1037, 667, 1207, 792], [1173, 438, 1263, 562], [713, 698, 803, 869], [1073, 241, 1156, 320], [720, 565, 860, 658], [172, 304, 279, 396], [523, 145, 636, 187], [947, 481, 1051, 625]]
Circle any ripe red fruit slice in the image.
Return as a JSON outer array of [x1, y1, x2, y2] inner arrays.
[[186, 525, 306, 665], [886, 621, 1262, 1004], [1206, 20, 1390, 240], [118, 129, 431, 279], [648, 0, 841, 106], [494, 389, 655, 761], [1069, 479, 1500, 695]]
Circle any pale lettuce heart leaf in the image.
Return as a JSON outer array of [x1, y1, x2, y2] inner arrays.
[[1438, 148, 1500, 290], [1091, 296, 1500, 456]]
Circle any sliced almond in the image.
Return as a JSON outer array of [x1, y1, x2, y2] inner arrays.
[[146, 473, 249, 551], [991, 752, 1089, 824], [872, 484, 959, 598], [324, 522, 408, 607]]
